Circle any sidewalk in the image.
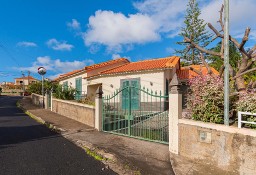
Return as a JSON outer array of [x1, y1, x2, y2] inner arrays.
[[19, 97, 174, 175]]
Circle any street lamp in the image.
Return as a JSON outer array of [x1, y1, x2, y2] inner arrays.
[[38, 67, 46, 108]]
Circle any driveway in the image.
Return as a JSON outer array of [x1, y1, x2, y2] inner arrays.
[[0, 96, 116, 175]]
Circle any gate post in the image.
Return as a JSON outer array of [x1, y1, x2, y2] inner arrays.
[[45, 90, 49, 109], [169, 73, 182, 154], [95, 86, 103, 131]]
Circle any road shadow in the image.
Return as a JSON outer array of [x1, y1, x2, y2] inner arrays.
[[0, 124, 61, 149]]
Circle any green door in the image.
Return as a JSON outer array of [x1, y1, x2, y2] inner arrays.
[[75, 77, 82, 100], [121, 79, 139, 110], [122, 81, 129, 110], [131, 80, 139, 110]]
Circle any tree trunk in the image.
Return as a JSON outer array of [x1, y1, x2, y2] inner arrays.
[[236, 76, 246, 92]]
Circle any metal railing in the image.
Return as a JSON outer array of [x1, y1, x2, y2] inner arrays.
[[238, 111, 256, 128]]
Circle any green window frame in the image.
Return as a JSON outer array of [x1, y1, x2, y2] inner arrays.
[[120, 78, 140, 110], [75, 77, 82, 100], [63, 81, 68, 90]]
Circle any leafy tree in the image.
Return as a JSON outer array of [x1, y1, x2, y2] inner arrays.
[[176, 0, 211, 64], [28, 81, 77, 100], [209, 41, 241, 71], [184, 4, 256, 93]]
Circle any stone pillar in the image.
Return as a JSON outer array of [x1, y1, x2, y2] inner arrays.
[[45, 90, 49, 109], [169, 73, 182, 154], [95, 86, 103, 131]]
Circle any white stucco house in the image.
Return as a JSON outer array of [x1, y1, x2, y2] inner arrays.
[[14, 76, 38, 86], [54, 58, 130, 99], [86, 56, 180, 96]]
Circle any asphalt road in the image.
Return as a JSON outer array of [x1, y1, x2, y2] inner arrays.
[[0, 96, 117, 175]]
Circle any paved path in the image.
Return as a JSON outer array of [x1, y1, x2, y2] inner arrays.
[[0, 96, 116, 175]]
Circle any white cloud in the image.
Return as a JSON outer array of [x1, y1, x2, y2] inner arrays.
[[67, 19, 81, 30], [17, 56, 94, 74], [200, 0, 256, 41], [46, 38, 74, 51], [84, 10, 160, 52], [17, 41, 37, 47], [82, 0, 187, 53], [112, 54, 130, 60], [133, 0, 186, 33]]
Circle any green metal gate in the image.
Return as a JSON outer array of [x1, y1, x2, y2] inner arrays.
[[102, 85, 169, 144]]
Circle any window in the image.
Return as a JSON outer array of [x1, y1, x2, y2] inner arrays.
[[121, 78, 140, 110], [63, 81, 68, 90], [75, 77, 82, 100]]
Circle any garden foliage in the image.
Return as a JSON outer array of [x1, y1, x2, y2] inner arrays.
[[188, 75, 256, 128], [187, 75, 225, 124]]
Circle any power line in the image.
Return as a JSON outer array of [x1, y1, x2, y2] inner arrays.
[[0, 42, 21, 67]]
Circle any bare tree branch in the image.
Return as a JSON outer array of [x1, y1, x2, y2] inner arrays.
[[245, 60, 253, 71], [221, 39, 224, 59], [186, 66, 202, 76], [248, 45, 256, 55], [199, 53, 212, 74], [218, 5, 224, 31], [239, 27, 250, 50], [232, 67, 256, 79], [184, 37, 221, 57], [219, 65, 225, 77], [208, 23, 223, 38]]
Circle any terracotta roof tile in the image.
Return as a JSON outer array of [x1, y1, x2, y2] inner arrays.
[[15, 76, 37, 80], [86, 58, 130, 71], [101, 56, 180, 75], [54, 58, 129, 81], [177, 65, 219, 80], [54, 69, 85, 81]]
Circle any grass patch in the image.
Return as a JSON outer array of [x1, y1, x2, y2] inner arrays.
[[84, 147, 107, 161]]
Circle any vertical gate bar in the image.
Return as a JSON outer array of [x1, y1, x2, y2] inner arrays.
[[117, 89, 120, 133], [128, 86, 131, 136], [102, 97, 105, 131], [155, 91, 158, 141], [114, 91, 116, 132], [108, 95, 111, 131], [160, 91, 162, 141]]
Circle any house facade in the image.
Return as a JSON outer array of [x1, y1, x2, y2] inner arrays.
[[54, 58, 130, 100], [14, 76, 38, 86]]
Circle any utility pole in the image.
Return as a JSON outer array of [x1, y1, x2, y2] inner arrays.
[[22, 71, 25, 96], [28, 71, 30, 86], [224, 0, 230, 126]]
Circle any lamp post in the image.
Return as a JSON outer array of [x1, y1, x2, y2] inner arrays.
[[224, 0, 230, 126], [38, 67, 46, 108]]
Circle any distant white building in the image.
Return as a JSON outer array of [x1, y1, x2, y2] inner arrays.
[[14, 76, 38, 86]]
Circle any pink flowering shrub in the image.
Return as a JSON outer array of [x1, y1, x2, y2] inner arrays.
[[187, 75, 225, 124]]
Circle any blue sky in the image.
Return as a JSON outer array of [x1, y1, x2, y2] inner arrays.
[[0, 0, 255, 82]]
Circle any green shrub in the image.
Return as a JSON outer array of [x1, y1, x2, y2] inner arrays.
[[53, 84, 76, 100]]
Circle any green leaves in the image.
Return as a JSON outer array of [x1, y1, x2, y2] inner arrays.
[[175, 0, 212, 64]]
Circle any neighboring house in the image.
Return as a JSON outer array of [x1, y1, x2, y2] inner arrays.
[[54, 58, 130, 99], [177, 65, 219, 109], [14, 76, 38, 86], [86, 56, 180, 107]]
